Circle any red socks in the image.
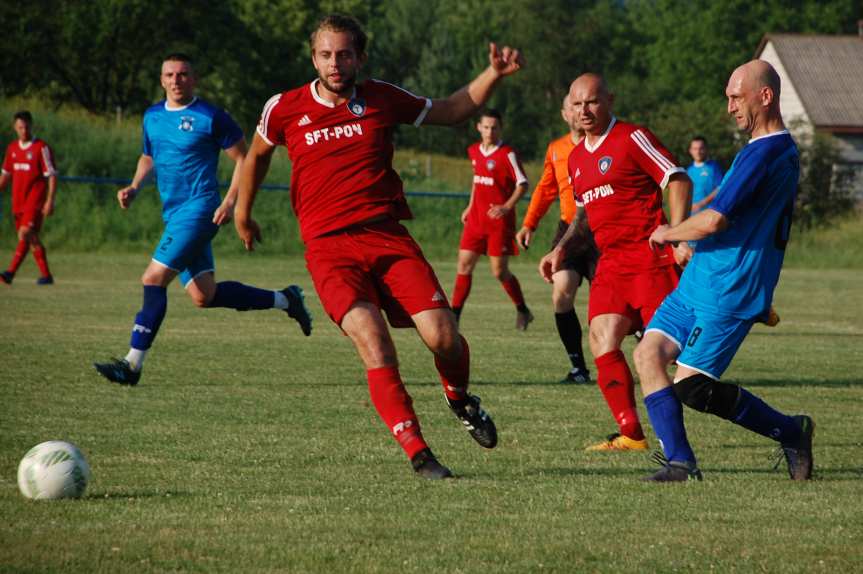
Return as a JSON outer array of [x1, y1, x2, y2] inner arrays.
[[8, 239, 29, 274], [501, 275, 525, 307], [594, 350, 645, 440], [451, 273, 472, 310], [367, 366, 428, 459], [32, 245, 51, 277], [434, 335, 470, 401]]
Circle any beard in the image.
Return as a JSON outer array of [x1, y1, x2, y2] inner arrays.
[[318, 69, 357, 95]]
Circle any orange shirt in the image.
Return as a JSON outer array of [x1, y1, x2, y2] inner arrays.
[[521, 133, 578, 230]]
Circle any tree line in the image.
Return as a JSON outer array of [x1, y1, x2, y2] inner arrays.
[[1, 0, 860, 169]]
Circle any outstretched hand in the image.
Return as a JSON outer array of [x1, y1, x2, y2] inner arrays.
[[488, 42, 524, 77], [234, 217, 262, 252]]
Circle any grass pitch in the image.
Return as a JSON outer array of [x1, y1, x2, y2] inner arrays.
[[1, 253, 861, 573]]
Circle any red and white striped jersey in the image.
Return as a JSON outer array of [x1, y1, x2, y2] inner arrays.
[[2, 138, 56, 213], [465, 141, 527, 229], [256, 78, 431, 242], [568, 117, 684, 273]]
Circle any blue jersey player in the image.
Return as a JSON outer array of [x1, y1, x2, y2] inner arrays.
[[685, 136, 723, 213], [94, 54, 312, 385], [633, 60, 814, 482]]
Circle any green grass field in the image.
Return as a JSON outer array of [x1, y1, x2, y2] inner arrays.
[[1, 252, 861, 573]]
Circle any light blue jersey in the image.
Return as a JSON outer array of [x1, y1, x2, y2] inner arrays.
[[677, 130, 799, 320], [142, 97, 243, 222], [686, 160, 723, 208]]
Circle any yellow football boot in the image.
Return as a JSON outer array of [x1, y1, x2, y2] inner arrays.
[[585, 433, 649, 452]]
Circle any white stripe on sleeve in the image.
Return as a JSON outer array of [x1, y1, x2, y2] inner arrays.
[[256, 93, 282, 146], [631, 130, 675, 172], [41, 146, 57, 176], [507, 151, 528, 186]]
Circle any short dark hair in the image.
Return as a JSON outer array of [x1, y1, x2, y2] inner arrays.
[[690, 135, 707, 146], [480, 108, 503, 123], [13, 110, 33, 124], [163, 53, 194, 67], [310, 14, 368, 55]]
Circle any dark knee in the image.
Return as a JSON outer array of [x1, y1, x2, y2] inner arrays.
[[674, 374, 740, 419]]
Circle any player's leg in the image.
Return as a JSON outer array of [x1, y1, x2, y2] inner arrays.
[[552, 268, 589, 383], [93, 258, 176, 385], [182, 244, 311, 335], [632, 328, 701, 482], [670, 310, 813, 480], [2, 214, 32, 284], [452, 248, 481, 322], [586, 312, 648, 450], [23, 212, 52, 284], [490, 254, 533, 330]]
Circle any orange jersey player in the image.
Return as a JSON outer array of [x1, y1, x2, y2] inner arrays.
[[517, 95, 599, 384]]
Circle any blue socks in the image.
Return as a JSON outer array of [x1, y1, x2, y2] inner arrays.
[[208, 281, 275, 310], [732, 389, 801, 444], [129, 285, 168, 351], [645, 386, 697, 465]]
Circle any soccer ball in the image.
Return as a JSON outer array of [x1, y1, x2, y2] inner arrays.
[[17, 441, 91, 500]]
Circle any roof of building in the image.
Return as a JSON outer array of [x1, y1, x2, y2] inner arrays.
[[756, 34, 863, 130]]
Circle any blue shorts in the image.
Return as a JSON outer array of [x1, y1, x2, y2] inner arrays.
[[152, 218, 219, 286], [645, 289, 754, 380]]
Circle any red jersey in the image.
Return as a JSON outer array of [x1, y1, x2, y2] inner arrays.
[[465, 142, 527, 229], [568, 118, 684, 274], [2, 138, 56, 213], [257, 79, 431, 242]]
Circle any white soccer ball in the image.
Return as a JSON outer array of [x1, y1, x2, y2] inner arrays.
[[17, 441, 91, 500]]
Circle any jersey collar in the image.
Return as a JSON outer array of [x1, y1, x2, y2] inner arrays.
[[17, 139, 35, 150], [310, 79, 357, 108], [748, 129, 789, 144], [478, 141, 502, 157], [583, 116, 617, 154], [164, 96, 198, 111]]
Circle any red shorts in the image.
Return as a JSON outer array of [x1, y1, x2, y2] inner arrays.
[[458, 220, 518, 257], [305, 219, 450, 328], [14, 210, 44, 233], [588, 264, 680, 333]]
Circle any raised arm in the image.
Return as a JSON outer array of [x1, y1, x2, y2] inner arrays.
[[234, 132, 276, 251], [423, 43, 524, 126]]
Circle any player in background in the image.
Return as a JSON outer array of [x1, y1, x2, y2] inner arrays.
[[0, 111, 57, 285], [686, 136, 723, 214], [634, 60, 813, 482], [540, 73, 693, 452], [93, 53, 312, 386], [516, 95, 597, 383], [236, 14, 524, 479], [451, 109, 533, 330]]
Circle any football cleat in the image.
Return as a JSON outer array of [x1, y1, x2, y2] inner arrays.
[[411, 449, 453, 480], [446, 393, 498, 449], [93, 358, 141, 386], [776, 414, 815, 480], [36, 275, 54, 285], [560, 367, 591, 384], [585, 432, 649, 452], [0, 270, 13, 285], [515, 308, 534, 331], [282, 285, 312, 336], [642, 453, 703, 482]]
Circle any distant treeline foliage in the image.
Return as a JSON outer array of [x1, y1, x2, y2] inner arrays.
[[2, 0, 860, 166]]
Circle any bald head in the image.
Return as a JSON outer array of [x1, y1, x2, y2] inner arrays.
[[726, 59, 784, 136], [569, 73, 614, 137]]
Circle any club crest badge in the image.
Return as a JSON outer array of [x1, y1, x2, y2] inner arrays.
[[486, 160, 496, 171], [598, 156, 613, 174], [178, 116, 195, 132], [348, 97, 366, 117], [26, 152, 33, 160]]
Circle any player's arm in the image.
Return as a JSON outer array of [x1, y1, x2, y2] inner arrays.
[[518, 152, 558, 248], [664, 172, 694, 265], [538, 206, 588, 282], [461, 181, 476, 224], [692, 188, 718, 213], [423, 43, 524, 126], [117, 154, 154, 209], [213, 139, 247, 225], [234, 132, 275, 251], [489, 182, 527, 219], [650, 208, 727, 248], [42, 174, 57, 216], [0, 172, 10, 191]]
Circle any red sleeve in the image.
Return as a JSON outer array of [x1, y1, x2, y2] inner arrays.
[[371, 80, 431, 127], [39, 143, 57, 176], [256, 92, 287, 146], [568, 149, 583, 205], [628, 127, 684, 189], [504, 147, 528, 186], [2, 145, 11, 174]]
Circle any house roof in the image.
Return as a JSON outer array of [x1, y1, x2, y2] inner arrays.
[[755, 34, 863, 130]]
